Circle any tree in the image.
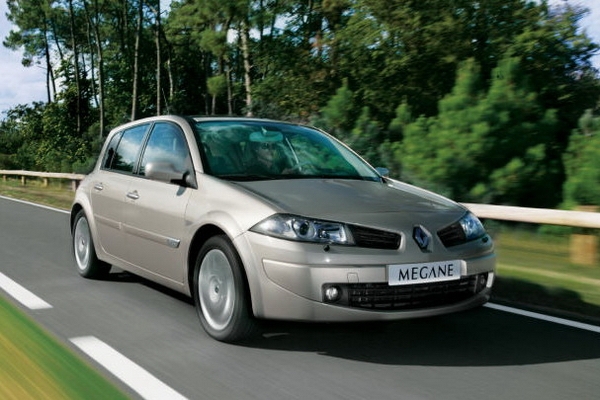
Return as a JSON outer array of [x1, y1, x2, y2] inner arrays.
[[4, 0, 60, 103], [347, 106, 380, 165], [563, 110, 600, 207], [315, 79, 355, 136], [399, 57, 562, 206], [2, 0, 600, 212]]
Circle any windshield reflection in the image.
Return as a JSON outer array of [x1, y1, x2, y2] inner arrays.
[[193, 120, 381, 182]]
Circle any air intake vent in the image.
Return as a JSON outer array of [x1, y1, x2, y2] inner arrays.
[[348, 225, 401, 250], [323, 273, 488, 311], [437, 222, 466, 247]]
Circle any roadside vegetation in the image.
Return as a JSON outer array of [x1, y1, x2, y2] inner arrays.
[[0, 178, 74, 210], [2, 1, 600, 213], [491, 227, 600, 324], [0, 297, 129, 400]]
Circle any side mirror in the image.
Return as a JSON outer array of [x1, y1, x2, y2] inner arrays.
[[145, 162, 186, 184], [375, 167, 390, 178]]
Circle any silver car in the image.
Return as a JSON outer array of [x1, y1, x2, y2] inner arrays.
[[71, 115, 495, 342]]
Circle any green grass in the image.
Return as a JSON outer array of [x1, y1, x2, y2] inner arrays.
[[0, 177, 74, 210], [0, 297, 130, 400], [491, 228, 600, 323], [0, 179, 128, 398]]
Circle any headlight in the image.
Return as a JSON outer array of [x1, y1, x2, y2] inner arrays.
[[459, 212, 486, 241], [250, 214, 354, 245]]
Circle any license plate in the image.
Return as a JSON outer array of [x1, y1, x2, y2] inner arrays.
[[388, 260, 463, 286]]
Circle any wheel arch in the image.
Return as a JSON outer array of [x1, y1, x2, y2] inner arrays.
[[70, 203, 84, 232], [187, 225, 254, 312]]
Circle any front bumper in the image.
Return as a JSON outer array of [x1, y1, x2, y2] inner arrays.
[[235, 232, 496, 322]]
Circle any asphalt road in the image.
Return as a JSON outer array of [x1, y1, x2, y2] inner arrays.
[[1, 196, 599, 400]]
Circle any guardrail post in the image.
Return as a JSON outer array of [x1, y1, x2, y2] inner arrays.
[[570, 206, 598, 266], [21, 175, 26, 186]]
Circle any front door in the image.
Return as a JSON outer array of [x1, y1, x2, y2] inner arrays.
[[122, 122, 195, 283]]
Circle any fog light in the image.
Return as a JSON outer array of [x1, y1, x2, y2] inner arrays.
[[323, 286, 342, 302], [475, 273, 488, 293]]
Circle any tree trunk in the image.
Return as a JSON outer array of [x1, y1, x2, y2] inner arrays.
[[68, 0, 82, 135], [131, 0, 144, 121], [240, 20, 253, 117], [155, 1, 161, 115], [42, 26, 54, 103], [85, 0, 106, 137]]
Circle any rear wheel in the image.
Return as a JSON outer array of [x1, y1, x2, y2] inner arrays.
[[72, 210, 111, 279], [193, 235, 255, 342]]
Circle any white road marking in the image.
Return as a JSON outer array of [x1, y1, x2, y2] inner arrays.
[[0, 272, 52, 309], [0, 194, 69, 214], [485, 303, 600, 334], [70, 336, 189, 400]]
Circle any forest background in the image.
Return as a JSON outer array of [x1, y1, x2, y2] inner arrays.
[[1, 0, 600, 211]]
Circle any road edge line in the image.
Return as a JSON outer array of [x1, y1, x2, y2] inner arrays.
[[0, 194, 69, 214], [70, 336, 188, 400], [0, 272, 53, 310], [485, 302, 600, 334]]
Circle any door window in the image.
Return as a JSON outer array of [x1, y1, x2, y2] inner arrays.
[[139, 122, 192, 178], [110, 124, 149, 173]]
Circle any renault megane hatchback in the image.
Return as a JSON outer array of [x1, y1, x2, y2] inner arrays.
[[71, 115, 495, 342]]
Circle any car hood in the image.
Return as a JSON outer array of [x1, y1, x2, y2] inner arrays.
[[234, 178, 466, 229]]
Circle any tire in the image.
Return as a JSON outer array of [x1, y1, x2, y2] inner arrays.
[[72, 210, 111, 279], [193, 235, 256, 342]]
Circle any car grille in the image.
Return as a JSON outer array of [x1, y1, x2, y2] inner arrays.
[[348, 225, 401, 250], [326, 273, 488, 311], [437, 222, 466, 247]]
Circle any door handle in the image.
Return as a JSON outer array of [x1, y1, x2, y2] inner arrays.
[[126, 190, 140, 200], [94, 183, 104, 191]]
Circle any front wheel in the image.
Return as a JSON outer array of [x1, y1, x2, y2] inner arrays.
[[193, 235, 256, 342], [72, 210, 111, 279]]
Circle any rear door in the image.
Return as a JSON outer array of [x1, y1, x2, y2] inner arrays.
[[90, 123, 149, 262]]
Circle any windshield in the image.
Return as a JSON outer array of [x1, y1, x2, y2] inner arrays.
[[192, 119, 381, 182]]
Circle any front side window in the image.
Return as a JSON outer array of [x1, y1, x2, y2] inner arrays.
[[111, 124, 149, 173], [140, 122, 191, 178]]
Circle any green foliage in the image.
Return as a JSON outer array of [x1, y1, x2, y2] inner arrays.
[[347, 106, 381, 165], [316, 79, 355, 136], [207, 75, 228, 97], [388, 102, 413, 142], [562, 110, 600, 207], [398, 57, 562, 206], [2, 0, 600, 208]]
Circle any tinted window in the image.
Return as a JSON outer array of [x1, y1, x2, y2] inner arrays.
[[111, 124, 149, 173], [193, 120, 380, 181], [140, 122, 191, 177], [101, 131, 123, 170]]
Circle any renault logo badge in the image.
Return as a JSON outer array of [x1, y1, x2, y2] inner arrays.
[[413, 226, 431, 250]]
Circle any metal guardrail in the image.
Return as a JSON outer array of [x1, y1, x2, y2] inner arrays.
[[1, 169, 599, 230], [0, 170, 85, 191], [462, 203, 600, 229]]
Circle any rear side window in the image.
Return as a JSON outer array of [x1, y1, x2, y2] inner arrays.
[[107, 124, 149, 173], [101, 131, 123, 169]]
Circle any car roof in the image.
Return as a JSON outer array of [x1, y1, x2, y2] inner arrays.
[[108, 115, 308, 133]]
